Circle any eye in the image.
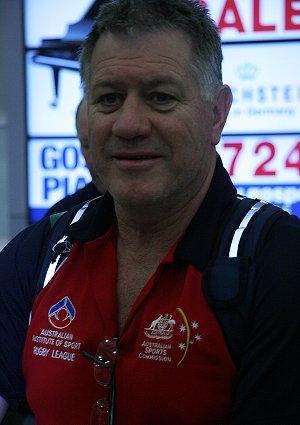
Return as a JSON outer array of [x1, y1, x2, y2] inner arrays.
[[148, 92, 177, 111], [151, 92, 174, 103], [97, 93, 123, 111]]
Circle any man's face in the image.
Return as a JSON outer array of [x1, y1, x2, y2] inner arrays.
[[87, 29, 230, 209]]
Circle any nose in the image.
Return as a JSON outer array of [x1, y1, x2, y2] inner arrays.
[[112, 96, 151, 140]]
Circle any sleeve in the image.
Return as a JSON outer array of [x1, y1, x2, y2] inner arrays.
[[231, 214, 300, 425], [0, 218, 51, 410]]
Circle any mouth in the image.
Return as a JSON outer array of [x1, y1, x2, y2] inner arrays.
[[111, 153, 162, 170], [113, 153, 160, 161]]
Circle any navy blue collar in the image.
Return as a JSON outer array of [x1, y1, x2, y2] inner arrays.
[[66, 155, 237, 271]]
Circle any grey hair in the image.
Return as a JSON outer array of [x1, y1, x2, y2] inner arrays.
[[79, 0, 223, 102]]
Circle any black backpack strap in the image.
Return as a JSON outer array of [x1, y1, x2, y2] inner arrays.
[[34, 209, 75, 299], [203, 196, 287, 367], [237, 201, 287, 258], [203, 196, 261, 308], [34, 202, 91, 299]]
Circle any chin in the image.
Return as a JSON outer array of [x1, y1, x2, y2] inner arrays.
[[113, 189, 165, 208]]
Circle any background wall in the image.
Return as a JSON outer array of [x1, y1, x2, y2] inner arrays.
[[1, 0, 27, 246], [0, 0, 10, 248]]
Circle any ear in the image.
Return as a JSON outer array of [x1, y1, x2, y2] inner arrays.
[[211, 84, 233, 146]]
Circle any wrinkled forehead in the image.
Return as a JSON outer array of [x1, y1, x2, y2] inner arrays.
[[88, 30, 195, 89]]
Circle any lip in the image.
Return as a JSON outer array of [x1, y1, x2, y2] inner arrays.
[[112, 152, 161, 163], [113, 152, 161, 160], [112, 152, 162, 166]]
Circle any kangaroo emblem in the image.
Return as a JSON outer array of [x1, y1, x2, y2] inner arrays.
[[145, 314, 176, 340]]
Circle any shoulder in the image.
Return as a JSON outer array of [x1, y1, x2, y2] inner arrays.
[[255, 212, 300, 289], [252, 212, 300, 337], [232, 212, 300, 424], [0, 217, 53, 408], [0, 217, 53, 304], [252, 211, 300, 322], [264, 211, 300, 244]]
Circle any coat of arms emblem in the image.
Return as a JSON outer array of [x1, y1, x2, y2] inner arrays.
[[144, 314, 176, 339]]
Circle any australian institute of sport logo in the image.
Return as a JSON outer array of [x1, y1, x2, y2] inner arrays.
[[48, 296, 76, 329]]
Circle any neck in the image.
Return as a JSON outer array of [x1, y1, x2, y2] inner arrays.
[[115, 165, 215, 253]]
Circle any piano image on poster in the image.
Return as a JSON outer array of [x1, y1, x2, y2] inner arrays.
[[31, 0, 104, 106]]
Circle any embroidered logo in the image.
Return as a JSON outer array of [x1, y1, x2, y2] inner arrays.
[[144, 314, 176, 340], [48, 296, 76, 329], [140, 308, 203, 366]]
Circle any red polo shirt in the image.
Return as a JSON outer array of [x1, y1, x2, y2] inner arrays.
[[23, 227, 236, 425]]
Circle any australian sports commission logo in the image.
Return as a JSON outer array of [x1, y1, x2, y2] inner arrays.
[[144, 314, 176, 339], [142, 309, 203, 366], [48, 296, 76, 329]]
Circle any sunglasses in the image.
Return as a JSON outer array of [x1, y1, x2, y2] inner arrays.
[[82, 337, 118, 425]]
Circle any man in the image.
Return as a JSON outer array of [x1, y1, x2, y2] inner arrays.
[[46, 98, 105, 215], [0, 1, 299, 424]]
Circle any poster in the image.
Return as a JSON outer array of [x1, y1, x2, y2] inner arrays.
[[24, 0, 300, 220]]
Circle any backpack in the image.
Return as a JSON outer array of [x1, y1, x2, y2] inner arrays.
[[202, 196, 286, 367], [35, 195, 287, 368]]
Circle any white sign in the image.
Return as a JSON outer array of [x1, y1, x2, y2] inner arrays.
[[24, 0, 300, 220], [223, 41, 300, 134], [28, 139, 91, 218], [25, 0, 300, 46], [26, 53, 82, 137], [24, 0, 94, 47]]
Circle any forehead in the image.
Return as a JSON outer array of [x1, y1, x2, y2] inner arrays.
[[89, 29, 194, 87]]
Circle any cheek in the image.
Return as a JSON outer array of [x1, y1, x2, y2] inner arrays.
[[89, 144, 104, 165], [84, 154, 95, 172], [89, 112, 112, 139], [88, 138, 104, 169], [89, 120, 110, 157], [169, 118, 211, 158]]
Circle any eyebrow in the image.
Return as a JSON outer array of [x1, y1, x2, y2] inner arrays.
[[142, 76, 184, 90], [92, 76, 184, 92], [92, 80, 125, 91]]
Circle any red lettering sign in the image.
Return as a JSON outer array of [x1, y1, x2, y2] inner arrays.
[[285, 0, 300, 30], [253, 0, 276, 31], [216, 0, 300, 35], [218, 0, 245, 32]]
